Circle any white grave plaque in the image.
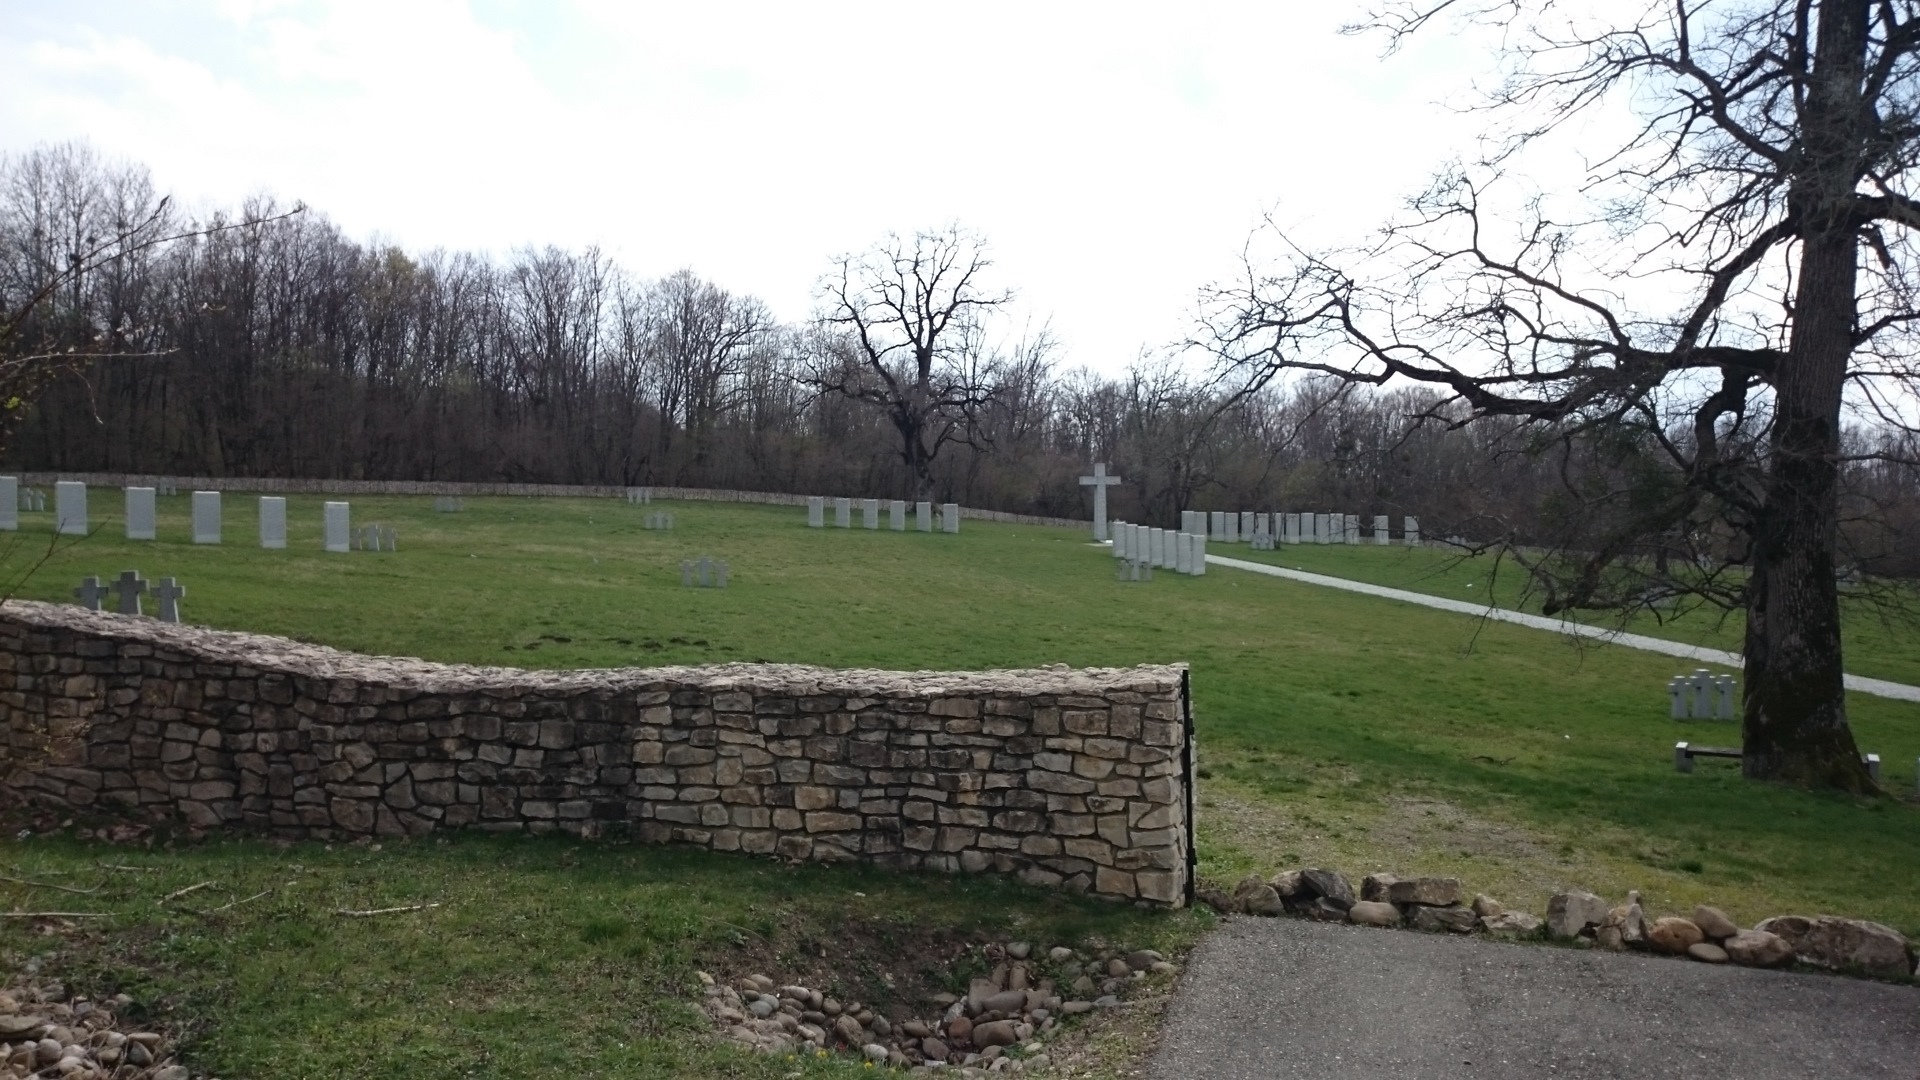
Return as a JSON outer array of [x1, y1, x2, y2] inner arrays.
[[324, 501, 351, 553], [1345, 514, 1360, 544], [1113, 521, 1128, 557], [259, 496, 287, 549], [890, 500, 906, 530], [55, 481, 88, 535], [807, 496, 824, 527], [835, 497, 851, 528], [916, 501, 932, 532], [1404, 515, 1420, 546], [942, 503, 960, 533], [125, 487, 156, 541], [0, 477, 15, 531], [1175, 532, 1192, 574], [863, 498, 879, 529], [192, 491, 222, 544], [1193, 531, 1207, 575], [1374, 514, 1390, 544]]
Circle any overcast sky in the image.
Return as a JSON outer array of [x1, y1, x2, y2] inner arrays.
[[3, 1, 1502, 375]]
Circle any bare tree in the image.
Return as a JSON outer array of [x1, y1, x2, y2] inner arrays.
[[1198, 1, 1920, 790], [808, 226, 1012, 501]]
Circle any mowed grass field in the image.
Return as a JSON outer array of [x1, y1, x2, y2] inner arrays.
[[1, 493, 1916, 1078]]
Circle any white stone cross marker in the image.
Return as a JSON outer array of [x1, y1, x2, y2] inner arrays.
[[863, 498, 879, 529], [890, 500, 906, 530], [259, 496, 287, 549], [807, 496, 824, 528], [942, 503, 959, 533], [835, 497, 851, 527], [153, 577, 185, 624], [192, 491, 222, 544], [1374, 514, 1390, 544], [55, 481, 88, 535], [112, 570, 147, 616], [0, 477, 15, 531], [72, 575, 108, 611], [1078, 463, 1123, 541], [916, 501, 932, 532], [126, 487, 156, 541], [324, 501, 351, 553]]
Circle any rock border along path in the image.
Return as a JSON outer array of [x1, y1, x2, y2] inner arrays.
[[1205, 553, 1920, 704]]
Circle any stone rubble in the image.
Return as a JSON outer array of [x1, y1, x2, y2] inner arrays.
[[697, 938, 1176, 1073], [1197, 866, 1920, 980], [0, 981, 187, 1080]]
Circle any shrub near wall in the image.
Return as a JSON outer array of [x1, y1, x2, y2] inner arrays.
[[0, 602, 1191, 906]]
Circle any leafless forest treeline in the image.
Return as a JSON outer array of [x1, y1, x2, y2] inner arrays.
[[3, 143, 1915, 574]]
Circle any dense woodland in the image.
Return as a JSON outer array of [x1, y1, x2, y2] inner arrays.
[[3, 143, 1915, 576]]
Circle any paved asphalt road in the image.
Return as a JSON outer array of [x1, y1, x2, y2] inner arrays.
[[1150, 916, 1920, 1079]]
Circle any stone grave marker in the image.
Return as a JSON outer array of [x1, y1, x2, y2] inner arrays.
[[153, 577, 186, 624], [1239, 512, 1254, 540], [835, 497, 851, 527], [55, 481, 87, 535], [382, 525, 398, 552], [644, 511, 675, 529], [807, 496, 825, 527], [1117, 557, 1152, 582], [1404, 516, 1421, 546], [626, 487, 653, 505], [1251, 528, 1275, 551], [863, 498, 879, 529], [1283, 513, 1299, 543], [889, 500, 906, 530], [1345, 514, 1360, 544], [1374, 514, 1390, 544], [192, 491, 222, 544], [916, 501, 932, 532], [942, 503, 959, 533], [1225, 514, 1239, 544], [1175, 531, 1192, 574], [680, 556, 728, 588], [0, 476, 15, 531], [126, 487, 156, 541], [324, 502, 351, 553], [1078, 462, 1123, 541], [72, 575, 108, 611], [1112, 521, 1129, 558], [1192, 531, 1208, 575], [111, 570, 147, 616], [434, 496, 464, 513], [258, 496, 287, 549], [1207, 511, 1222, 541], [29, 488, 46, 512]]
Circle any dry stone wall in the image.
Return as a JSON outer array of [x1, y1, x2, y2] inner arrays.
[[0, 602, 1190, 906]]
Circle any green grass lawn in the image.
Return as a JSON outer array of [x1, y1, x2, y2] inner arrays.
[[2, 494, 1916, 1077]]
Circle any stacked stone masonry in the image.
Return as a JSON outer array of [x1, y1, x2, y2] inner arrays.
[[0, 602, 1190, 906]]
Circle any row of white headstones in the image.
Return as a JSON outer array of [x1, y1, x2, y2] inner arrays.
[[1166, 511, 1420, 546], [2, 478, 371, 552], [1111, 524, 1209, 576], [805, 496, 961, 534]]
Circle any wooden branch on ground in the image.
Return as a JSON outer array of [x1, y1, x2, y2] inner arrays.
[[1, 911, 108, 919], [334, 903, 440, 917], [161, 881, 215, 904], [191, 890, 271, 916], [0, 874, 102, 894]]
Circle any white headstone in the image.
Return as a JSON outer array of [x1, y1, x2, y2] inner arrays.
[[1404, 516, 1420, 546], [192, 491, 222, 544], [259, 496, 287, 549], [324, 501, 351, 553], [942, 503, 959, 534], [1078, 462, 1123, 541], [807, 496, 824, 527], [0, 477, 15, 531], [1345, 514, 1360, 544], [1226, 514, 1240, 544], [1113, 521, 1129, 557], [54, 481, 87, 536], [1283, 513, 1299, 543], [890, 500, 906, 530], [916, 501, 932, 532], [1239, 512, 1254, 540], [1374, 514, 1390, 544], [863, 498, 879, 529], [1192, 531, 1207, 575], [1254, 513, 1270, 540], [1149, 528, 1165, 568], [835, 497, 851, 527], [125, 487, 156, 541], [1310, 513, 1326, 544], [1175, 532, 1192, 574]]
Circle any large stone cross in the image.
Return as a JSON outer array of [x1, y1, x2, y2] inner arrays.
[[112, 570, 147, 616], [72, 576, 109, 611], [1079, 462, 1124, 541], [153, 577, 186, 624]]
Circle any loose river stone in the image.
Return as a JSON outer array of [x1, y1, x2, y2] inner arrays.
[[922, 1037, 949, 1060], [973, 1019, 1019, 1047]]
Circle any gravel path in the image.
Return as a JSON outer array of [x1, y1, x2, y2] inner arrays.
[[1150, 917, 1920, 1080], [1207, 554, 1920, 704]]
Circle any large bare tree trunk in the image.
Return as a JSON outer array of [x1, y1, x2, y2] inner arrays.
[[1743, 0, 1872, 790]]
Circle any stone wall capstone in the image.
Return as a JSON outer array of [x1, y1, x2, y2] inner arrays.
[[0, 602, 1190, 906]]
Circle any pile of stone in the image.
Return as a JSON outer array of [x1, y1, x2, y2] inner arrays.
[[1201, 868, 1918, 979], [698, 940, 1177, 1072], [1, 981, 187, 1080]]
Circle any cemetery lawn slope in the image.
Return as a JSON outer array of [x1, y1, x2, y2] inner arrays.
[[2, 495, 1916, 1074]]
